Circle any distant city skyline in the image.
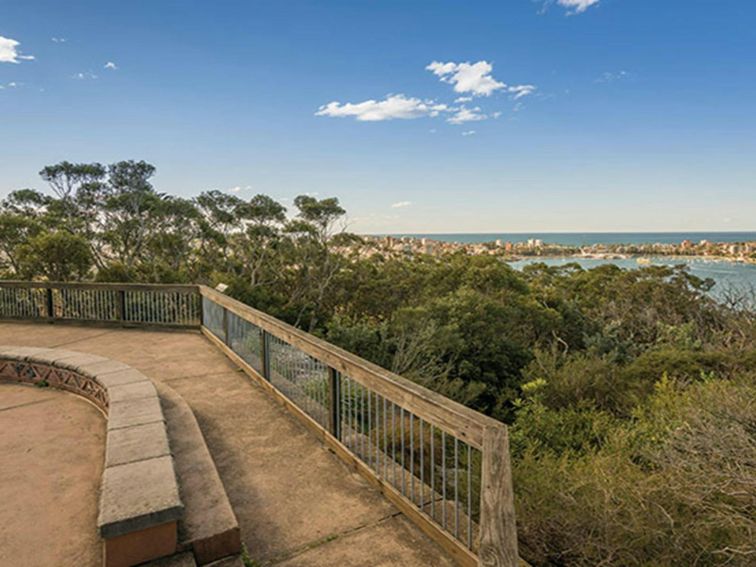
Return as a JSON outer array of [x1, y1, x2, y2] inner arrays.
[[2, 1, 755, 232]]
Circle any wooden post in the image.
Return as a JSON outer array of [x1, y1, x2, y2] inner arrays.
[[328, 368, 341, 440], [117, 289, 127, 322], [222, 307, 230, 346], [46, 287, 55, 321], [479, 425, 518, 567], [198, 292, 204, 328], [260, 331, 271, 380]]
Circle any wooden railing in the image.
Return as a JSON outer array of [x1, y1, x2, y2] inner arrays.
[[0, 281, 200, 327], [0, 281, 518, 566]]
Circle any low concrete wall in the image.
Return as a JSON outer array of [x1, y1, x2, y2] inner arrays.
[[0, 346, 183, 567]]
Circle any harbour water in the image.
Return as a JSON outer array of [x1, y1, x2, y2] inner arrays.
[[508, 256, 756, 297], [387, 232, 756, 295]]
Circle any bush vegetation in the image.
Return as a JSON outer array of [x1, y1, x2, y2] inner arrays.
[[2, 161, 754, 565]]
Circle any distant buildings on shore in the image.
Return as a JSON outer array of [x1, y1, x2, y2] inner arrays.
[[345, 235, 756, 264]]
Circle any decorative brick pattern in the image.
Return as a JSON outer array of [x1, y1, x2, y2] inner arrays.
[[0, 358, 109, 411]]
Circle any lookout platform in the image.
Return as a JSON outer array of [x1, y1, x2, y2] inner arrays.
[[0, 322, 455, 566]]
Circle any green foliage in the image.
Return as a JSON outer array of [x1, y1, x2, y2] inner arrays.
[[2, 160, 755, 565], [17, 231, 93, 281], [514, 377, 755, 566]]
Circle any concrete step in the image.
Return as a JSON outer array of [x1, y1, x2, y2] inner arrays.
[[206, 557, 245, 567], [144, 551, 197, 567], [157, 382, 241, 565]]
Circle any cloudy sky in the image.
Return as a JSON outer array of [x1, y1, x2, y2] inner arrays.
[[1, 0, 754, 233]]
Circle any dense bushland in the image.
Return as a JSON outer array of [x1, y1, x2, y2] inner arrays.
[[2, 161, 754, 565]]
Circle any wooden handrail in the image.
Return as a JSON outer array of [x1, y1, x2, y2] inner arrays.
[[0, 280, 519, 566], [198, 285, 502, 450], [0, 281, 198, 293]]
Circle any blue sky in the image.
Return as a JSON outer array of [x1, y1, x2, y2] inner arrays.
[[1, 0, 754, 233]]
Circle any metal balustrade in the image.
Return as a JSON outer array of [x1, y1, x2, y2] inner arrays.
[[0, 280, 518, 567], [0, 282, 200, 327], [198, 286, 517, 567]]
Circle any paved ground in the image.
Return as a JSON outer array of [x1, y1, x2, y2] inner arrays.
[[0, 383, 105, 567], [0, 323, 454, 566]]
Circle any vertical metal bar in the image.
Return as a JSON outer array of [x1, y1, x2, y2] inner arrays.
[[455, 437, 460, 538], [328, 368, 341, 440], [352, 381, 358, 455], [410, 413, 415, 503], [467, 443, 473, 549], [367, 389, 372, 467], [383, 397, 388, 479], [420, 419, 425, 508], [430, 425, 436, 520], [360, 384, 365, 460], [392, 403, 397, 488], [442, 431, 447, 529], [401, 407, 406, 495]]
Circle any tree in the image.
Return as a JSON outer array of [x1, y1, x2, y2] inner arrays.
[[17, 231, 93, 281], [100, 160, 163, 269]]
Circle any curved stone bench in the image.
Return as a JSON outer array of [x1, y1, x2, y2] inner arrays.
[[0, 346, 183, 567]]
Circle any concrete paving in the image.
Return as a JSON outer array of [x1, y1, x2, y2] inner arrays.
[[0, 322, 455, 566], [0, 383, 105, 567]]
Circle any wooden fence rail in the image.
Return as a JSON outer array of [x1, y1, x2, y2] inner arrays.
[[0, 280, 518, 566]]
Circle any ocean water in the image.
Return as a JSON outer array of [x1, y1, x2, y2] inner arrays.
[[389, 232, 756, 246]]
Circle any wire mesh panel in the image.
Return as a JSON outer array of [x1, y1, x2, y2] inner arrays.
[[202, 295, 225, 338], [0, 287, 47, 319], [339, 374, 482, 552], [227, 311, 264, 375], [198, 290, 510, 561], [55, 288, 119, 321], [125, 289, 200, 325], [268, 334, 330, 430]]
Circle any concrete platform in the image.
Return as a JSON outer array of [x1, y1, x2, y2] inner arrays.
[[0, 383, 105, 566], [0, 323, 455, 566]]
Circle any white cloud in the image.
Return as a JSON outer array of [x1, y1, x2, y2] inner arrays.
[[316, 94, 448, 121], [461, 130, 476, 137], [427, 60, 505, 97], [595, 70, 629, 83], [454, 96, 473, 103], [391, 201, 412, 209], [0, 36, 35, 64], [557, 0, 600, 14], [51, 37, 67, 43], [447, 107, 486, 125], [74, 71, 98, 80], [104, 61, 118, 70], [508, 84, 536, 99], [228, 185, 253, 193]]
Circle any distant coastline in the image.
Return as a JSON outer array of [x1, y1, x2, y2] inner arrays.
[[350, 233, 756, 294], [378, 232, 756, 246]]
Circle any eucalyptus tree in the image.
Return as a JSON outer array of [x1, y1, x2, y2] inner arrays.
[[195, 190, 246, 270], [99, 160, 164, 270], [235, 194, 287, 287], [38, 162, 109, 266], [283, 195, 349, 330], [16, 231, 93, 281], [141, 196, 202, 281]]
